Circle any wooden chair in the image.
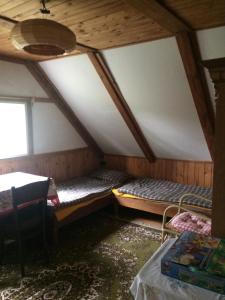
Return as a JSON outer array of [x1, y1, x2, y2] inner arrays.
[[161, 193, 212, 244], [0, 178, 50, 277]]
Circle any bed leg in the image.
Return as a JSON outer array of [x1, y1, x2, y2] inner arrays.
[[51, 217, 59, 245], [113, 201, 119, 217], [53, 226, 58, 245]]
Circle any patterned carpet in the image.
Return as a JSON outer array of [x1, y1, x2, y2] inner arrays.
[[0, 212, 161, 300]]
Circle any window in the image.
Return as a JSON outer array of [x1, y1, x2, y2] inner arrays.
[[0, 101, 31, 159]]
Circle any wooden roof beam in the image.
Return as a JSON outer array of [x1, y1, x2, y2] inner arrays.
[[25, 61, 103, 158], [124, 0, 190, 33], [176, 31, 215, 159], [88, 51, 156, 162], [125, 0, 215, 160], [0, 53, 26, 64]]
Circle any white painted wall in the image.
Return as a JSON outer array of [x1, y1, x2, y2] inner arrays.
[[0, 60, 47, 98], [40, 55, 144, 156], [32, 103, 86, 154], [41, 31, 223, 161], [197, 26, 225, 60], [103, 37, 211, 160], [0, 60, 86, 154]]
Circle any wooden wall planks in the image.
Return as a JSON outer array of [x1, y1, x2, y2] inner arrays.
[[0, 150, 213, 187], [0, 148, 100, 183], [104, 154, 213, 187]]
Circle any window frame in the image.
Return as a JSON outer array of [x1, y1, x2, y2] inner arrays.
[[0, 98, 34, 159]]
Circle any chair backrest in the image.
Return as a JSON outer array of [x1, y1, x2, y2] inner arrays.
[[11, 178, 50, 232], [11, 178, 50, 207]]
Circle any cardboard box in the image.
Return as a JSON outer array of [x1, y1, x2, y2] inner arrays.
[[161, 231, 225, 294]]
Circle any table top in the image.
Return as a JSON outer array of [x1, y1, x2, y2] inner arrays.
[[0, 172, 48, 193], [0, 172, 59, 215], [130, 238, 225, 300]]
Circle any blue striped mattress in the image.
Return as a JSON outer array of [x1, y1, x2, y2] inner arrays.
[[117, 178, 212, 209]]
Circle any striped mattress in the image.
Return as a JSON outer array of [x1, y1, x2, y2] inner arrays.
[[56, 176, 120, 207], [117, 178, 212, 209]]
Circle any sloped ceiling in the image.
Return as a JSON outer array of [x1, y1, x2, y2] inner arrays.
[[40, 27, 225, 160], [102, 36, 211, 160], [0, 60, 47, 98], [40, 56, 143, 157], [33, 103, 86, 154], [0, 60, 86, 153], [40, 26, 225, 161]]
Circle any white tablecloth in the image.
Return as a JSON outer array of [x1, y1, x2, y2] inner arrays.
[[130, 238, 225, 300], [0, 172, 59, 215]]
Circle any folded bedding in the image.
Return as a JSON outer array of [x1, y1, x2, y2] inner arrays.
[[89, 168, 131, 185], [115, 177, 212, 209]]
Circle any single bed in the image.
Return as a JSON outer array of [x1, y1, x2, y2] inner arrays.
[[113, 177, 212, 218], [49, 169, 131, 242]]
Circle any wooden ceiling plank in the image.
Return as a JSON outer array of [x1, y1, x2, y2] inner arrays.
[[0, 1, 225, 60], [176, 31, 215, 160], [88, 51, 156, 162], [25, 61, 103, 158], [124, 0, 190, 33]]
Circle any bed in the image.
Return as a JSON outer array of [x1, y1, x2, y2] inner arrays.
[[113, 177, 212, 218], [49, 168, 130, 242]]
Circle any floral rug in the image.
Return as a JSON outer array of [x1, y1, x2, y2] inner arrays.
[[0, 212, 161, 300]]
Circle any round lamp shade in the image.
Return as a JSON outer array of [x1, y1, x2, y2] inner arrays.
[[11, 19, 76, 56]]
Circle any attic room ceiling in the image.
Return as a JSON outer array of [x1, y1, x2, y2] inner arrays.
[[0, 0, 225, 61]]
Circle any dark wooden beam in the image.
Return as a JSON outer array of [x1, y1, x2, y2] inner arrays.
[[203, 58, 225, 238], [124, 0, 190, 33], [0, 15, 17, 30], [88, 51, 156, 162], [25, 61, 103, 157], [125, 0, 215, 160], [0, 53, 26, 64], [203, 58, 225, 69], [176, 31, 215, 159], [76, 42, 97, 53]]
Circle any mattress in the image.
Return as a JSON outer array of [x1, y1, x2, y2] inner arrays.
[[55, 192, 111, 222], [56, 176, 119, 207], [116, 178, 212, 209]]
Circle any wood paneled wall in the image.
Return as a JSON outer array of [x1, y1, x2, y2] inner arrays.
[[104, 154, 213, 187], [0, 148, 100, 183]]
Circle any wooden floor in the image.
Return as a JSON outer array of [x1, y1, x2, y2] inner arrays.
[[102, 205, 162, 231]]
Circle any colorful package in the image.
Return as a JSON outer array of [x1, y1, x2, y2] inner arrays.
[[161, 231, 225, 294]]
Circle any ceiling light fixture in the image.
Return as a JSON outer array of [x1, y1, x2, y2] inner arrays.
[[10, 0, 76, 56]]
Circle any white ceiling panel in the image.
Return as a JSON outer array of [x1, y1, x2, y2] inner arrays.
[[0, 60, 47, 98], [197, 26, 225, 60], [40, 55, 143, 157], [103, 37, 211, 160], [33, 103, 86, 154]]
